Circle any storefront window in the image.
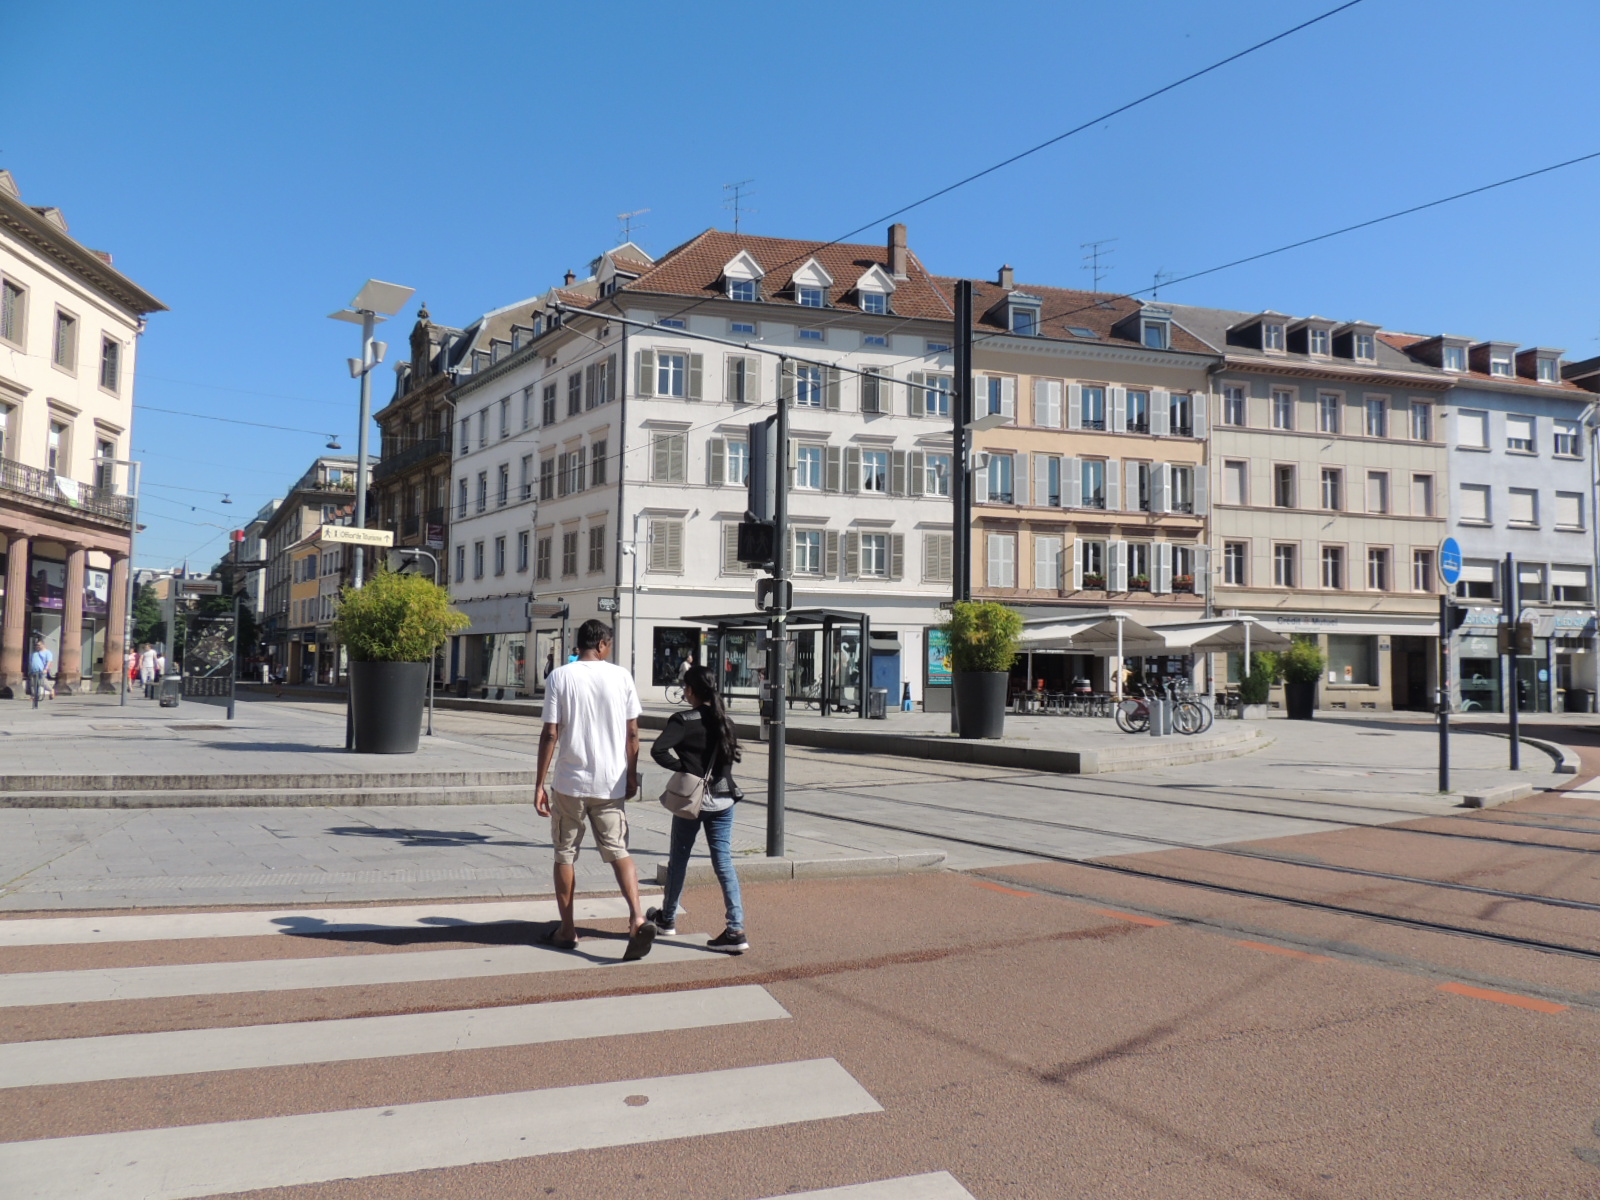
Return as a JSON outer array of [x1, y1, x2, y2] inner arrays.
[[652, 627, 702, 686], [1456, 635, 1501, 712], [1327, 635, 1376, 686]]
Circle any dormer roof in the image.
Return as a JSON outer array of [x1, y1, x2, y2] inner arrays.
[[721, 250, 765, 282], [854, 263, 896, 294], [791, 257, 835, 291]]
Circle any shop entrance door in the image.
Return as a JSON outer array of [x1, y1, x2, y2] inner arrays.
[[1516, 656, 1550, 712], [1389, 637, 1431, 711]]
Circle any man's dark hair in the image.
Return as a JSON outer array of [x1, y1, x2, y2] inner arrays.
[[576, 619, 613, 651]]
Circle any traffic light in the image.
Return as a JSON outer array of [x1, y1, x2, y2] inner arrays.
[[737, 520, 774, 568], [1497, 623, 1534, 656]]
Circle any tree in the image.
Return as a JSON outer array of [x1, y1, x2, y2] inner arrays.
[[131, 582, 164, 646]]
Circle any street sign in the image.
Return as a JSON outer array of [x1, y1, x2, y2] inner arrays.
[[181, 579, 222, 595], [597, 596, 619, 613], [319, 526, 394, 547], [1437, 537, 1463, 588]]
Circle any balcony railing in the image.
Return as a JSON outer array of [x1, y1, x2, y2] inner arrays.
[[372, 433, 451, 483], [0, 457, 133, 526]]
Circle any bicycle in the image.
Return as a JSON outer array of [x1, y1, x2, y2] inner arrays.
[[664, 684, 688, 706], [1166, 682, 1214, 734], [1114, 687, 1151, 733]]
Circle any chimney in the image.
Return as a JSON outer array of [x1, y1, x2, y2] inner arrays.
[[998, 265, 1014, 290], [888, 223, 908, 280], [564, 269, 576, 287]]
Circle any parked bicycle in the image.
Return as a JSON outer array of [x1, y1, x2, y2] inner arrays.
[[1115, 682, 1213, 735]]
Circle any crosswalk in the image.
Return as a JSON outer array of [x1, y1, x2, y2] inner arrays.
[[0, 900, 978, 1199]]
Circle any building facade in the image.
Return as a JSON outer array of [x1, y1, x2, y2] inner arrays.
[[0, 169, 165, 691], [260, 456, 363, 677]]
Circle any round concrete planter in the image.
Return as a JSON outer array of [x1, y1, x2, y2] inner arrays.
[[953, 671, 1008, 740], [349, 660, 429, 754], [1284, 680, 1318, 721]]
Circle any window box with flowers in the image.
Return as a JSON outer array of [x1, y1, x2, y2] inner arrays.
[[1082, 573, 1106, 590], [1172, 574, 1195, 593], [1129, 575, 1151, 592]]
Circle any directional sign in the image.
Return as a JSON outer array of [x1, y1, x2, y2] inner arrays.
[[181, 579, 223, 595], [597, 596, 619, 613], [318, 526, 394, 547], [1437, 537, 1463, 588]]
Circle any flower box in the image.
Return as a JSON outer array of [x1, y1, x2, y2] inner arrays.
[[1172, 575, 1195, 593], [1129, 576, 1151, 592], [1082, 574, 1106, 590]]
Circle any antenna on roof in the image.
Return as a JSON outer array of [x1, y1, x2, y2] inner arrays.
[[1080, 238, 1118, 295], [617, 209, 650, 242], [1151, 267, 1175, 300], [723, 179, 756, 234]]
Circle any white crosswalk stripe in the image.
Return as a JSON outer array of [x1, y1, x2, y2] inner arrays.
[[769, 1175, 978, 1199]]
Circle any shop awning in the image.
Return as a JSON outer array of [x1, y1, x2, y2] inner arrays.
[[1017, 612, 1167, 655], [1154, 618, 1293, 652]]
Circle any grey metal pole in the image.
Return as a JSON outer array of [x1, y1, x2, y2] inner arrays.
[[119, 459, 140, 707], [950, 281, 973, 735], [630, 512, 641, 683], [1438, 593, 1450, 792], [352, 310, 375, 589], [228, 592, 239, 722], [766, 362, 791, 858], [1504, 553, 1520, 770]]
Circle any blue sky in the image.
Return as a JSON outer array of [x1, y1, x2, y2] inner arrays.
[[8, 0, 1599, 569]]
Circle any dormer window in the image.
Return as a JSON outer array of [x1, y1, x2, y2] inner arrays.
[[1141, 319, 1169, 349], [1537, 358, 1558, 383], [797, 286, 825, 308], [1354, 333, 1375, 361], [728, 278, 758, 302], [1443, 345, 1466, 371], [1309, 328, 1330, 356], [790, 257, 835, 310], [720, 250, 765, 305], [852, 265, 896, 316], [1263, 322, 1285, 352], [1011, 305, 1040, 336], [1490, 355, 1513, 377], [861, 291, 888, 315]]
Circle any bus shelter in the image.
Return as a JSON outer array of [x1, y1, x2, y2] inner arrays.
[[686, 608, 871, 718]]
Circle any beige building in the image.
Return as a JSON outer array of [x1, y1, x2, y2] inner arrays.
[[261, 456, 363, 678], [1168, 305, 1451, 711], [0, 169, 165, 691]]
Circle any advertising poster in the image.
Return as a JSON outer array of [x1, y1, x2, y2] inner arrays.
[[926, 628, 952, 687], [84, 569, 110, 615], [27, 561, 65, 610]]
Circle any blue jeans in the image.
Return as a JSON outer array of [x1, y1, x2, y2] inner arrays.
[[660, 805, 744, 932]]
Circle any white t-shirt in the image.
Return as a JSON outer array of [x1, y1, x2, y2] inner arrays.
[[542, 659, 642, 799]]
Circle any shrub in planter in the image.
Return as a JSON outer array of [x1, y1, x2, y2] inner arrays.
[[1172, 574, 1194, 593], [1083, 573, 1106, 590], [331, 569, 468, 753], [1129, 574, 1150, 591], [1279, 636, 1324, 720], [1237, 650, 1277, 707], [942, 601, 1022, 739]]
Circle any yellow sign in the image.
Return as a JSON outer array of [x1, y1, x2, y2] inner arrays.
[[318, 526, 394, 547]]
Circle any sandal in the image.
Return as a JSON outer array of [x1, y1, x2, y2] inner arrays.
[[621, 920, 657, 962], [539, 927, 578, 951]]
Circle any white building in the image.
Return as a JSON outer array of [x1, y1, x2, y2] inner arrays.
[[446, 225, 962, 704]]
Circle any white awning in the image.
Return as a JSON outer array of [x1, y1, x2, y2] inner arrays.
[[1154, 619, 1293, 652], [1018, 611, 1167, 655]]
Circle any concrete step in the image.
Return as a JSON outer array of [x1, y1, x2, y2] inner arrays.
[[0, 784, 538, 809], [0, 770, 539, 794]]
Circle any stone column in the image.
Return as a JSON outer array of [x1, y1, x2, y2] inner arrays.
[[101, 552, 129, 693], [57, 543, 86, 693], [0, 533, 28, 691]]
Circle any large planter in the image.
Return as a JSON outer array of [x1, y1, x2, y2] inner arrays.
[[349, 660, 429, 753], [952, 671, 1008, 740], [1284, 680, 1317, 721]]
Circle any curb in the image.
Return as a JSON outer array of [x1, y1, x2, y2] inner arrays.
[[655, 850, 946, 886], [1472, 730, 1580, 775], [1460, 783, 1536, 809]]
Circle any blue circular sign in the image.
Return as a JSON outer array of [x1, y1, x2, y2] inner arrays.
[[1438, 537, 1463, 587]]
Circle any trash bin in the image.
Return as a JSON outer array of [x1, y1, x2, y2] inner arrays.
[[1565, 688, 1590, 714], [867, 687, 889, 719], [453, 677, 470, 698], [158, 677, 183, 708]]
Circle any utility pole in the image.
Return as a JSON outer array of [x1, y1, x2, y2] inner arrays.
[[1503, 553, 1520, 770], [765, 361, 791, 857], [1438, 593, 1451, 792], [950, 281, 974, 734]]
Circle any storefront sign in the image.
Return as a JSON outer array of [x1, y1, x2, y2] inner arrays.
[[927, 629, 952, 687]]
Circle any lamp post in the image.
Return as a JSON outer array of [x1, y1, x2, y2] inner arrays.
[[620, 513, 650, 684], [328, 280, 415, 590]]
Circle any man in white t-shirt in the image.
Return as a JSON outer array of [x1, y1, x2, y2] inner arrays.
[[535, 619, 653, 958]]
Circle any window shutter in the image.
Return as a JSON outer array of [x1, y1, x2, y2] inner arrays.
[[1000, 377, 1016, 419], [889, 533, 905, 580], [687, 353, 704, 401], [973, 463, 990, 503], [1033, 454, 1050, 506], [1013, 452, 1028, 507], [909, 451, 925, 496], [1033, 378, 1059, 428], [584, 363, 595, 409], [670, 434, 686, 481], [1151, 389, 1170, 436], [845, 531, 860, 577], [557, 452, 569, 495], [825, 367, 842, 411], [781, 360, 796, 404], [636, 350, 656, 397], [1192, 392, 1208, 438], [891, 450, 907, 496], [708, 437, 726, 486], [1063, 457, 1081, 508], [1193, 467, 1209, 515], [1110, 540, 1129, 592], [1108, 387, 1127, 432], [1154, 542, 1173, 593], [1072, 539, 1084, 590], [1033, 537, 1050, 590], [1125, 464, 1141, 511], [746, 356, 762, 404], [665, 522, 683, 572], [907, 371, 925, 417], [724, 356, 739, 404], [846, 446, 862, 492], [1151, 463, 1170, 513], [723, 522, 741, 573], [1104, 459, 1120, 511], [824, 530, 840, 577], [1194, 546, 1210, 597], [1067, 383, 1082, 429], [825, 446, 843, 492]]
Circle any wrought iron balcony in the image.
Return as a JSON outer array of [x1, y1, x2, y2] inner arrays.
[[372, 433, 451, 483], [0, 457, 133, 527]]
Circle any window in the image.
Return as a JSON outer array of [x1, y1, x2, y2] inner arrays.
[[1263, 322, 1285, 351], [1364, 397, 1387, 438], [1079, 540, 1106, 586], [1329, 635, 1376, 685], [1011, 305, 1040, 335], [1171, 465, 1195, 513], [538, 458, 555, 501], [1443, 344, 1467, 372], [560, 531, 579, 577], [1410, 402, 1432, 442], [728, 278, 757, 302], [1044, 455, 1062, 507], [519, 456, 533, 501], [1508, 488, 1538, 527], [1132, 462, 1151, 511], [456, 478, 468, 518], [799, 328, 824, 342], [727, 355, 756, 404], [475, 471, 488, 512], [1490, 354, 1513, 378], [476, 411, 487, 448], [496, 464, 509, 507], [985, 376, 1011, 417], [52, 311, 76, 369], [47, 421, 66, 472], [1317, 392, 1341, 434], [1168, 392, 1193, 437], [459, 418, 470, 453], [1366, 547, 1390, 591], [521, 388, 534, 430], [1309, 328, 1330, 356], [863, 334, 887, 347], [725, 439, 749, 486], [731, 320, 756, 335], [795, 364, 823, 408], [1552, 567, 1591, 604], [860, 368, 885, 414], [565, 447, 586, 495], [1271, 388, 1295, 430], [1412, 549, 1433, 592], [797, 286, 825, 308], [1455, 559, 1496, 600], [1272, 544, 1297, 587], [1537, 358, 1559, 383], [473, 541, 485, 580], [95, 438, 115, 489], [1366, 471, 1389, 515], [1554, 420, 1581, 457], [1506, 414, 1535, 453], [923, 533, 953, 583], [927, 340, 951, 353], [657, 353, 687, 397], [517, 531, 530, 572], [1273, 464, 1296, 508], [986, 453, 1014, 504], [1457, 409, 1489, 449], [99, 337, 120, 392], [588, 525, 606, 573], [535, 536, 552, 580], [591, 440, 608, 488], [1321, 545, 1344, 590], [542, 384, 558, 426], [925, 452, 951, 497], [1519, 563, 1544, 604], [1080, 458, 1105, 508], [861, 291, 889, 315], [1128, 542, 1150, 588], [1224, 542, 1248, 586], [494, 536, 506, 576], [923, 374, 951, 417], [455, 545, 467, 583], [795, 444, 823, 490], [1081, 386, 1106, 430], [651, 432, 687, 482], [1222, 460, 1248, 506], [1125, 389, 1149, 433], [794, 530, 822, 575], [499, 398, 510, 438], [1411, 474, 1434, 517], [986, 533, 1015, 588], [861, 449, 889, 494], [1223, 384, 1247, 426], [1460, 483, 1491, 524], [1141, 320, 1168, 349], [1556, 491, 1585, 530], [0, 278, 23, 345], [1354, 333, 1375, 361], [1320, 468, 1342, 511], [860, 533, 889, 578]]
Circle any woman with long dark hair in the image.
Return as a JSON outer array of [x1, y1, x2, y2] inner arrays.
[[648, 664, 748, 952]]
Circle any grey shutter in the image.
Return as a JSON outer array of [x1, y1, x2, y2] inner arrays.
[[1125, 463, 1141, 511], [907, 371, 924, 416], [1013, 452, 1028, 507], [724, 356, 739, 405], [687, 353, 704, 401], [1032, 454, 1050, 506], [909, 451, 925, 496], [1110, 540, 1129, 592], [846, 446, 862, 492], [557, 452, 569, 495], [786, 437, 797, 488], [708, 437, 726, 486], [1072, 539, 1084, 590], [636, 349, 655, 397], [1067, 383, 1082, 429], [665, 522, 683, 572], [1192, 392, 1208, 438], [670, 434, 686, 481], [825, 446, 843, 492], [889, 533, 905, 580], [1194, 545, 1210, 597], [1193, 466, 1209, 515], [584, 363, 597, 409], [1150, 463, 1170, 513], [824, 529, 840, 577], [1063, 457, 1081, 508], [723, 522, 740, 573], [1151, 389, 1170, 436], [746, 356, 762, 404], [891, 450, 907, 496], [781, 360, 796, 404], [1108, 386, 1127, 433], [999, 377, 1016, 420], [825, 366, 842, 411], [844, 531, 860, 577], [1104, 459, 1120, 511], [1154, 542, 1173, 593], [973, 461, 990, 503]]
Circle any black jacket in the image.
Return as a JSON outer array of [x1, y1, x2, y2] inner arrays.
[[650, 708, 738, 797]]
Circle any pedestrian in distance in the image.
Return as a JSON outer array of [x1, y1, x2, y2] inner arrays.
[[647, 665, 749, 953], [155, 649, 167, 680], [138, 643, 157, 697], [27, 636, 54, 708], [534, 618, 655, 959]]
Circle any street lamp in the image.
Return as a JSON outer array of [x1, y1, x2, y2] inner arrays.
[[619, 513, 652, 684], [329, 279, 414, 590]]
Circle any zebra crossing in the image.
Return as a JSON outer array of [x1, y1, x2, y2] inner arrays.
[[0, 901, 978, 1199]]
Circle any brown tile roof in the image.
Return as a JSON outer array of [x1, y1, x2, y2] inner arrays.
[[935, 277, 1214, 355], [1379, 332, 1588, 392], [608, 254, 653, 275], [617, 230, 954, 321]]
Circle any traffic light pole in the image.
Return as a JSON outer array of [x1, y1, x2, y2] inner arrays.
[[1438, 593, 1450, 793], [765, 364, 790, 858], [1503, 552, 1520, 771]]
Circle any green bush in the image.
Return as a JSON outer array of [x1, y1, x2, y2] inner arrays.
[[1238, 650, 1277, 704], [942, 601, 1023, 673], [330, 568, 468, 663], [1279, 636, 1326, 685]]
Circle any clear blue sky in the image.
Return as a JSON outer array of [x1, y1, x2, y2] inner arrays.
[[9, 0, 1599, 569]]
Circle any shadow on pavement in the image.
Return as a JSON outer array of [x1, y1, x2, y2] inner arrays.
[[269, 914, 628, 960], [199, 740, 342, 753], [325, 826, 543, 848]]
